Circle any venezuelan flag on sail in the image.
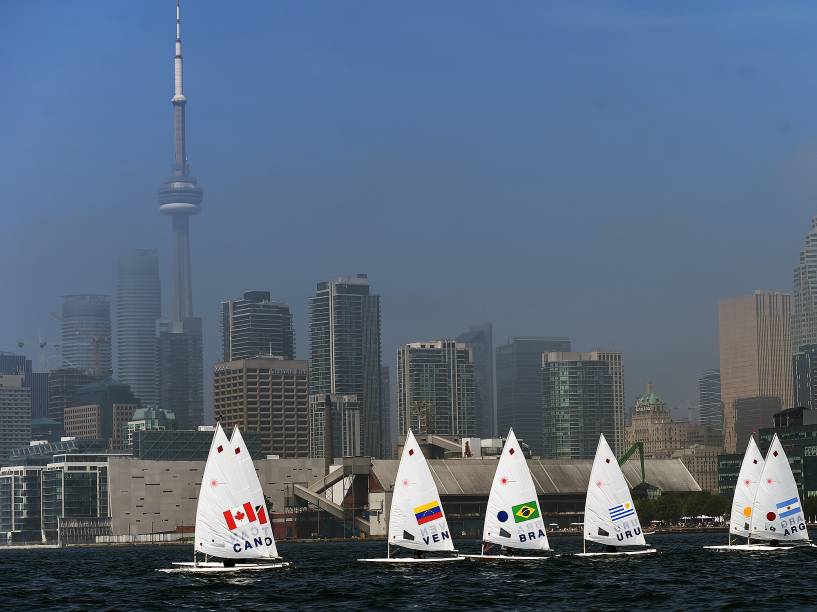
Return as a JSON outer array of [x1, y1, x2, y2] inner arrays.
[[414, 500, 443, 525]]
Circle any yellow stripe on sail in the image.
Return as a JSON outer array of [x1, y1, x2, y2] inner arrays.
[[413, 500, 439, 514]]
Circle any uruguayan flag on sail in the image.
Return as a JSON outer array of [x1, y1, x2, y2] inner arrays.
[[608, 502, 635, 522], [777, 497, 802, 518]]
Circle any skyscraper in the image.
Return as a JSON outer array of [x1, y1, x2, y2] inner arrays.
[[116, 249, 161, 407], [221, 291, 294, 361], [309, 393, 361, 460], [309, 275, 383, 457], [698, 369, 722, 431], [157, 1, 204, 428], [794, 344, 817, 410], [456, 323, 495, 438], [60, 294, 111, 376], [541, 352, 616, 459], [0, 375, 31, 467], [47, 367, 101, 429], [213, 358, 310, 458], [792, 217, 817, 353], [397, 340, 476, 438], [496, 336, 571, 456], [719, 291, 793, 453]]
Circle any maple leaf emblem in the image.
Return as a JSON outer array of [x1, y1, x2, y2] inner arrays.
[[234, 511, 245, 521]]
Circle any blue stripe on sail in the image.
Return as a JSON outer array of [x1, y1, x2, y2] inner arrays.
[[776, 498, 798, 509], [779, 506, 802, 518], [610, 508, 633, 516], [610, 509, 635, 521], [609, 504, 624, 512]]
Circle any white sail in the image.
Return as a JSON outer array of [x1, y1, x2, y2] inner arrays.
[[483, 429, 549, 550], [388, 430, 455, 552], [194, 424, 278, 559], [583, 433, 646, 547], [750, 434, 809, 542], [729, 435, 765, 538]]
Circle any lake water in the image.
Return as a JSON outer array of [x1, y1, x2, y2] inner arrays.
[[2, 533, 813, 610]]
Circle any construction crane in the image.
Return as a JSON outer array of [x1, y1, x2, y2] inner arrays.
[[618, 441, 646, 486]]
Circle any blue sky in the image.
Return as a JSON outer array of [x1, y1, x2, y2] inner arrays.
[[4, 1, 817, 417]]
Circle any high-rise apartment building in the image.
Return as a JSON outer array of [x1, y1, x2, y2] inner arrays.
[[157, 1, 204, 432], [456, 323, 495, 438], [496, 337, 571, 456], [397, 340, 476, 438], [116, 249, 161, 408], [380, 366, 392, 457], [734, 396, 782, 452], [308, 393, 361, 460], [221, 291, 294, 361], [0, 354, 46, 420], [698, 369, 722, 431], [0, 375, 31, 467], [540, 352, 619, 459], [719, 291, 793, 452], [793, 217, 817, 353], [60, 294, 112, 376], [213, 358, 310, 458], [309, 275, 383, 458]]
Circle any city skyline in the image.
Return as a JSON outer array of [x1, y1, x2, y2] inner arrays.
[[9, 2, 817, 418]]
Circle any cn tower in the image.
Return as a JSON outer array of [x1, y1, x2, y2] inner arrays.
[[158, 0, 202, 324], [156, 0, 204, 429]]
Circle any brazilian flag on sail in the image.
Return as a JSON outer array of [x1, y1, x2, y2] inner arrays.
[[512, 500, 540, 523]]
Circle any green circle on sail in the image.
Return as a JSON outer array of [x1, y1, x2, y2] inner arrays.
[[512, 500, 540, 523]]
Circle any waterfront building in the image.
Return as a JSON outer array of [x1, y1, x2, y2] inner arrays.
[[0, 466, 42, 543], [625, 385, 722, 458], [116, 249, 161, 408], [213, 358, 310, 458], [41, 453, 111, 544], [309, 275, 384, 458], [456, 323, 495, 438], [60, 294, 112, 376], [309, 394, 361, 459], [221, 291, 294, 361], [540, 351, 618, 459], [156, 1, 205, 432], [698, 369, 722, 431], [758, 407, 817, 499], [397, 340, 476, 439], [496, 337, 571, 456], [47, 367, 101, 428], [718, 291, 793, 453], [0, 375, 31, 467], [793, 217, 817, 353], [132, 428, 262, 461]]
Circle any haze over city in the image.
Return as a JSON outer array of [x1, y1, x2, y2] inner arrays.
[[6, 1, 817, 418]]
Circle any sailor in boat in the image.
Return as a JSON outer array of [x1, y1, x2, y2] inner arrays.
[[222, 559, 236, 568], [413, 550, 425, 559]]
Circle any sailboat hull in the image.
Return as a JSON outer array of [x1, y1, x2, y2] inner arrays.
[[704, 543, 815, 552], [358, 556, 465, 564], [459, 554, 551, 561], [159, 561, 290, 573], [575, 548, 657, 557]]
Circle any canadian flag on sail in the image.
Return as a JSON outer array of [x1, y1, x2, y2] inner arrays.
[[223, 502, 269, 531]]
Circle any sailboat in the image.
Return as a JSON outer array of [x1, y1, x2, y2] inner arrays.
[[576, 433, 656, 557], [159, 424, 289, 573], [743, 433, 812, 550], [703, 435, 765, 551], [461, 428, 551, 560], [359, 429, 464, 563]]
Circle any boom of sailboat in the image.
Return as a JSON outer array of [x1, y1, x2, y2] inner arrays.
[[159, 426, 814, 573]]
